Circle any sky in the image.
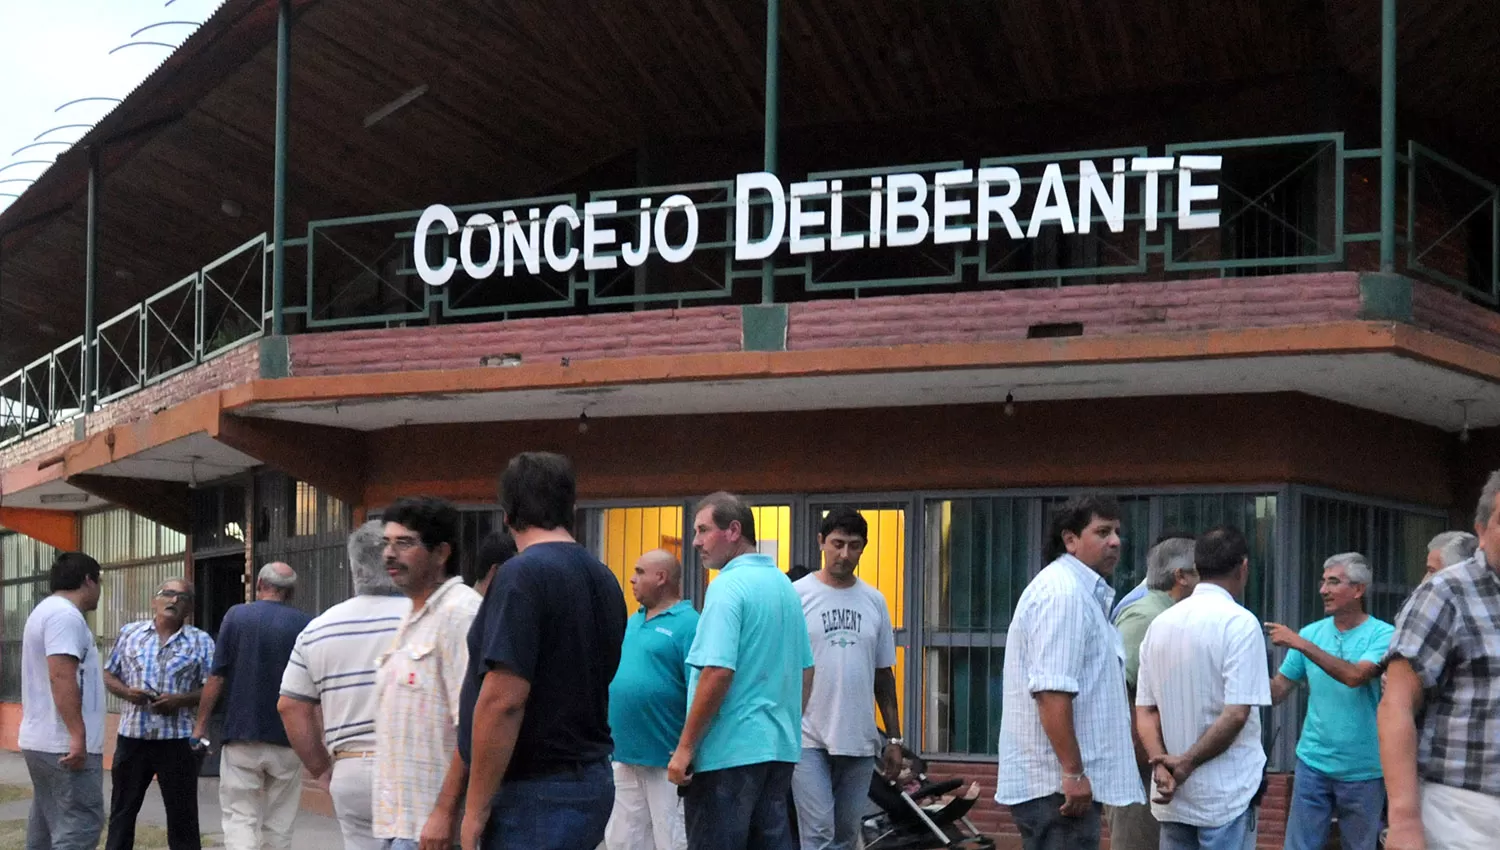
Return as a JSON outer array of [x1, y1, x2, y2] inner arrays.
[[0, 0, 222, 215]]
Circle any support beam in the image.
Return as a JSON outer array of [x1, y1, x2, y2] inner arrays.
[[0, 508, 80, 551], [213, 414, 367, 507], [84, 147, 100, 412], [271, 0, 292, 336], [1379, 0, 1397, 272], [760, 0, 780, 305], [66, 476, 190, 534]]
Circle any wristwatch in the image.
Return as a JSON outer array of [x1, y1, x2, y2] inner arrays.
[[886, 737, 905, 748]]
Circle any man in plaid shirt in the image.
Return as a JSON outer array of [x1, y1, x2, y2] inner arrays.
[[1379, 470, 1500, 850], [102, 577, 216, 850]]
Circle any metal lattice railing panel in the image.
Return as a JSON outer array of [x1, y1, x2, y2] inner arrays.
[[143, 274, 199, 384], [0, 369, 24, 446], [95, 305, 144, 405], [200, 235, 267, 357], [1408, 142, 1500, 304], [21, 354, 52, 436], [50, 337, 85, 424]]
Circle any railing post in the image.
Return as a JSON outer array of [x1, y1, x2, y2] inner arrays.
[[84, 146, 100, 413], [1379, 0, 1397, 272], [271, 0, 292, 336], [760, 0, 780, 304]]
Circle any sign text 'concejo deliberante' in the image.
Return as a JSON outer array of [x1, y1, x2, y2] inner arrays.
[[412, 153, 1222, 286]]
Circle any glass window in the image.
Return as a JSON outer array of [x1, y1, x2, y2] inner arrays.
[[1160, 493, 1278, 619], [594, 505, 686, 612]]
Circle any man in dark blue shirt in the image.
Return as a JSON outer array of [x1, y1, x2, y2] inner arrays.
[[460, 452, 628, 850], [192, 562, 311, 850]]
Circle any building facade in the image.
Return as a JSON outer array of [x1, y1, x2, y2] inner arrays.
[[3, 0, 1500, 844]]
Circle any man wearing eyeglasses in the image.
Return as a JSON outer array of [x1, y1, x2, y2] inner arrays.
[[373, 496, 483, 850], [102, 578, 216, 850], [193, 562, 312, 850]]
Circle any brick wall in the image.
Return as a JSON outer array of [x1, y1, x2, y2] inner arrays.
[[0, 341, 259, 469], [786, 274, 1362, 350], [288, 306, 742, 376], [924, 760, 1293, 850], [1412, 280, 1500, 355]]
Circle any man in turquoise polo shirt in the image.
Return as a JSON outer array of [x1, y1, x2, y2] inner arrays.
[[1265, 552, 1395, 850], [605, 549, 698, 850], [669, 491, 814, 850]]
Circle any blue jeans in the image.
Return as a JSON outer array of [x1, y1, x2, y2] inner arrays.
[[791, 748, 873, 850], [1284, 759, 1386, 850], [480, 759, 613, 850], [683, 761, 796, 850], [1159, 806, 1257, 850], [23, 750, 105, 850]]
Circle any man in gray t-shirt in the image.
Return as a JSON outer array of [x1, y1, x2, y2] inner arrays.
[[791, 508, 901, 850], [20, 552, 107, 850]]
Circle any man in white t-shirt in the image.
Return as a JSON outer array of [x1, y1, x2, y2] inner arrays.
[[20, 551, 106, 850], [1135, 526, 1272, 850], [279, 521, 410, 850], [792, 507, 902, 850]]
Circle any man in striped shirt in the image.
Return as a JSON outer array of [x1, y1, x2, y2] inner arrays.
[[279, 521, 409, 850], [102, 577, 216, 850], [995, 495, 1144, 850]]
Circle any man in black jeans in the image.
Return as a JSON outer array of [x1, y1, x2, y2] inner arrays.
[[101, 578, 216, 850]]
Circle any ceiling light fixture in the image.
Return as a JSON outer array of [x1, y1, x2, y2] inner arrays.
[[363, 84, 429, 129], [39, 492, 89, 505], [220, 199, 243, 218], [1457, 399, 1475, 444], [577, 411, 590, 434], [1003, 392, 1016, 417]]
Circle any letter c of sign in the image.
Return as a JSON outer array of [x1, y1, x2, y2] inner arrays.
[[415, 204, 459, 286]]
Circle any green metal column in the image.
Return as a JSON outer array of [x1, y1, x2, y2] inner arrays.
[[1379, 0, 1397, 272], [271, 0, 291, 335], [83, 146, 100, 414], [760, 0, 780, 304]]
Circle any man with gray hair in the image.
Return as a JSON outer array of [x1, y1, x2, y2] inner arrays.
[[193, 561, 312, 850], [1106, 533, 1197, 850], [1265, 553, 1393, 850], [1423, 531, 1477, 582], [279, 521, 410, 850]]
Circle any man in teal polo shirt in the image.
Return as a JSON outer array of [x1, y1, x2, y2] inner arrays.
[[1266, 552, 1395, 850], [605, 549, 698, 850], [669, 491, 814, 850]]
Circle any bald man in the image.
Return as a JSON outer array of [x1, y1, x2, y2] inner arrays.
[[604, 550, 699, 850], [194, 563, 312, 850]]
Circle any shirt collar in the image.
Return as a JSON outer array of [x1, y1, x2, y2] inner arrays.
[[1191, 582, 1235, 602], [411, 575, 465, 619], [639, 599, 692, 620], [720, 552, 777, 573], [1056, 554, 1116, 613]]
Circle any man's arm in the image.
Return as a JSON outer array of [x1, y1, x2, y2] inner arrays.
[[669, 666, 733, 785], [1133, 704, 1177, 803], [1379, 659, 1427, 850], [192, 675, 226, 739], [1153, 704, 1252, 784], [102, 668, 150, 706], [874, 667, 901, 738], [46, 654, 88, 769], [802, 666, 815, 713], [462, 669, 530, 840], [150, 687, 201, 715], [276, 695, 331, 779], [1265, 622, 1382, 688], [1036, 691, 1094, 817], [1270, 673, 1300, 705], [422, 749, 469, 850]]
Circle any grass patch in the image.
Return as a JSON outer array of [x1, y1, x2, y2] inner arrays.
[[0, 783, 32, 804]]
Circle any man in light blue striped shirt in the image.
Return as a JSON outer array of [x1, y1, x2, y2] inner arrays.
[[280, 521, 409, 850], [102, 577, 216, 850], [996, 495, 1144, 850]]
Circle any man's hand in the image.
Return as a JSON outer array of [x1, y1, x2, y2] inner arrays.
[[59, 736, 86, 771], [120, 687, 153, 706], [418, 804, 458, 850], [460, 803, 490, 850], [1263, 622, 1306, 652], [1151, 753, 1195, 788], [880, 743, 903, 781], [149, 694, 188, 714], [1151, 763, 1177, 804], [1384, 823, 1426, 850], [667, 746, 694, 786], [1058, 773, 1093, 817]]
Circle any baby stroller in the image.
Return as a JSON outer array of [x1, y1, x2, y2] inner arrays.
[[861, 747, 995, 850]]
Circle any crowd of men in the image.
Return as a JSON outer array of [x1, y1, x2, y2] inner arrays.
[[15, 457, 1500, 850]]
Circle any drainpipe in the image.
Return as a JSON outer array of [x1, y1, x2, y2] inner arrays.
[[760, 0, 780, 304], [84, 147, 100, 414], [271, 0, 292, 335], [1379, 0, 1397, 273]]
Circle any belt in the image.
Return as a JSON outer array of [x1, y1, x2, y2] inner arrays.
[[334, 750, 375, 760]]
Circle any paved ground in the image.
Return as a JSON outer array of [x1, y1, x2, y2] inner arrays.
[[0, 748, 343, 849]]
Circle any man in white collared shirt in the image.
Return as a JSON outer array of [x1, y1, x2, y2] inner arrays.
[[1135, 525, 1272, 850], [995, 495, 1144, 850]]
